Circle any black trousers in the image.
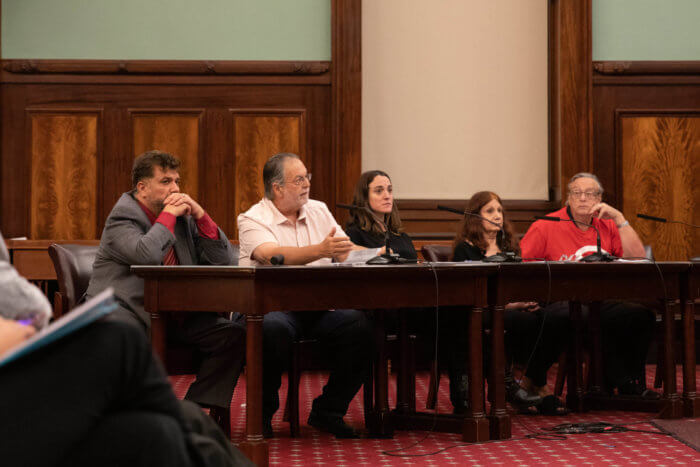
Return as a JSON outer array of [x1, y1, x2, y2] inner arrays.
[[0, 319, 250, 467], [541, 301, 655, 388], [114, 307, 246, 408], [502, 307, 570, 388], [261, 309, 372, 421]]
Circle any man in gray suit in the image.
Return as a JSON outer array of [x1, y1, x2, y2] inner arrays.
[[86, 150, 245, 434]]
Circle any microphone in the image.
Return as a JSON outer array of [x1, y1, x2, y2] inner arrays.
[[533, 215, 615, 262], [336, 203, 403, 264], [637, 213, 700, 228], [437, 205, 521, 263], [270, 254, 285, 265], [636, 213, 700, 261]]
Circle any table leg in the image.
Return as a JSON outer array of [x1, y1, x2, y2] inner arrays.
[[588, 301, 605, 395], [682, 288, 699, 417], [660, 298, 683, 418], [396, 311, 411, 414], [367, 310, 393, 437], [144, 280, 166, 364], [566, 301, 585, 412], [463, 305, 489, 442], [239, 313, 268, 466], [487, 304, 509, 440]]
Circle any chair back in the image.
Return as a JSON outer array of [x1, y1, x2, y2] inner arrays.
[[421, 244, 453, 262], [644, 244, 654, 261], [48, 244, 98, 315], [231, 243, 240, 265]]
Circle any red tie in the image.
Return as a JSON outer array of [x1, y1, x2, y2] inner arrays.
[[163, 247, 178, 265]]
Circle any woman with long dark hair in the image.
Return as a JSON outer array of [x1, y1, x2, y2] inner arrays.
[[453, 191, 569, 415], [345, 170, 471, 413], [344, 170, 416, 260]]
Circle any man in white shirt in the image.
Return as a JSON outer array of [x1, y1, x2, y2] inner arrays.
[[238, 153, 372, 438]]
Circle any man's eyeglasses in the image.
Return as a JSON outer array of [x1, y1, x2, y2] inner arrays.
[[290, 173, 312, 186], [569, 190, 601, 200]]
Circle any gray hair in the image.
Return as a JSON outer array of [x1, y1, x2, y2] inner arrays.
[[263, 153, 300, 199], [567, 172, 604, 194]]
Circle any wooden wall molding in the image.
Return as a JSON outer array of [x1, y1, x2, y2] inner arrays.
[[549, 0, 593, 202], [593, 63, 700, 260], [396, 199, 559, 240], [2, 59, 330, 76], [1, 0, 594, 242], [331, 0, 362, 216], [594, 61, 700, 75]]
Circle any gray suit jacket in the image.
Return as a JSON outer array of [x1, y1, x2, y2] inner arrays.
[[86, 192, 235, 329]]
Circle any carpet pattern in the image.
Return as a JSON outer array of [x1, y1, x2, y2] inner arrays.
[[170, 364, 700, 465]]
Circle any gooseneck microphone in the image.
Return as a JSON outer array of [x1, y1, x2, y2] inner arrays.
[[533, 211, 615, 262], [637, 213, 700, 228], [636, 212, 700, 261], [336, 203, 402, 264], [437, 205, 521, 262]]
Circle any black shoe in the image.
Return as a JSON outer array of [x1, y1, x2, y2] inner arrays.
[[449, 373, 469, 415], [208, 405, 231, 438], [263, 419, 273, 439], [308, 411, 360, 439], [618, 380, 660, 399], [505, 378, 542, 409]]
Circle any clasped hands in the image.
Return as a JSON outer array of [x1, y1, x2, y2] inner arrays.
[[162, 193, 205, 220], [587, 202, 626, 225]]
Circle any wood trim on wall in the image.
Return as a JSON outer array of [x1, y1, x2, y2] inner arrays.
[[331, 0, 362, 214], [2, 59, 330, 76], [549, 0, 593, 202], [594, 61, 700, 75]]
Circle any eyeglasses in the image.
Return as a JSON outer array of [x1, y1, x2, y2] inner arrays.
[[569, 190, 601, 200], [289, 173, 312, 186]]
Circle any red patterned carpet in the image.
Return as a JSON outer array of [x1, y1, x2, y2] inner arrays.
[[170, 365, 700, 466]]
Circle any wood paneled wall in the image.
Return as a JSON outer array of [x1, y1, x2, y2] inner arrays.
[[593, 61, 700, 260], [0, 0, 594, 243], [0, 68, 331, 239]]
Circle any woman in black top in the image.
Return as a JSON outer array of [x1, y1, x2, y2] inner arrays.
[[344, 170, 417, 260], [453, 191, 568, 414], [345, 170, 469, 413]]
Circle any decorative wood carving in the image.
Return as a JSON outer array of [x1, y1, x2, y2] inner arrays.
[[29, 111, 100, 239], [231, 110, 305, 236], [131, 111, 203, 199], [619, 114, 700, 261], [2, 59, 330, 76]]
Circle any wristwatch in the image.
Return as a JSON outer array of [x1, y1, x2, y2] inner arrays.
[[617, 220, 630, 229]]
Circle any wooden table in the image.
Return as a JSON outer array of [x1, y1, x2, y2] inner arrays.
[[681, 261, 699, 417], [488, 261, 694, 439], [132, 263, 498, 467]]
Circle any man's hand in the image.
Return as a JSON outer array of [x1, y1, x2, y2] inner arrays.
[[163, 193, 205, 219], [588, 202, 625, 225], [318, 227, 354, 260], [0, 316, 36, 356], [505, 302, 540, 312]]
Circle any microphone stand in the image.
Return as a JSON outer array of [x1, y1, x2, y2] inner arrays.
[[534, 212, 615, 262], [637, 213, 700, 261], [337, 203, 402, 264], [437, 205, 521, 262]]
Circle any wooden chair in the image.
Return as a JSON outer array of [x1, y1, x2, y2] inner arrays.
[[282, 332, 416, 437], [48, 244, 99, 318], [47, 243, 239, 434], [420, 244, 453, 409], [421, 244, 452, 263]]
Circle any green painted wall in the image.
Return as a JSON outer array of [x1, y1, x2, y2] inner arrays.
[[593, 0, 700, 60], [2, 0, 331, 60]]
